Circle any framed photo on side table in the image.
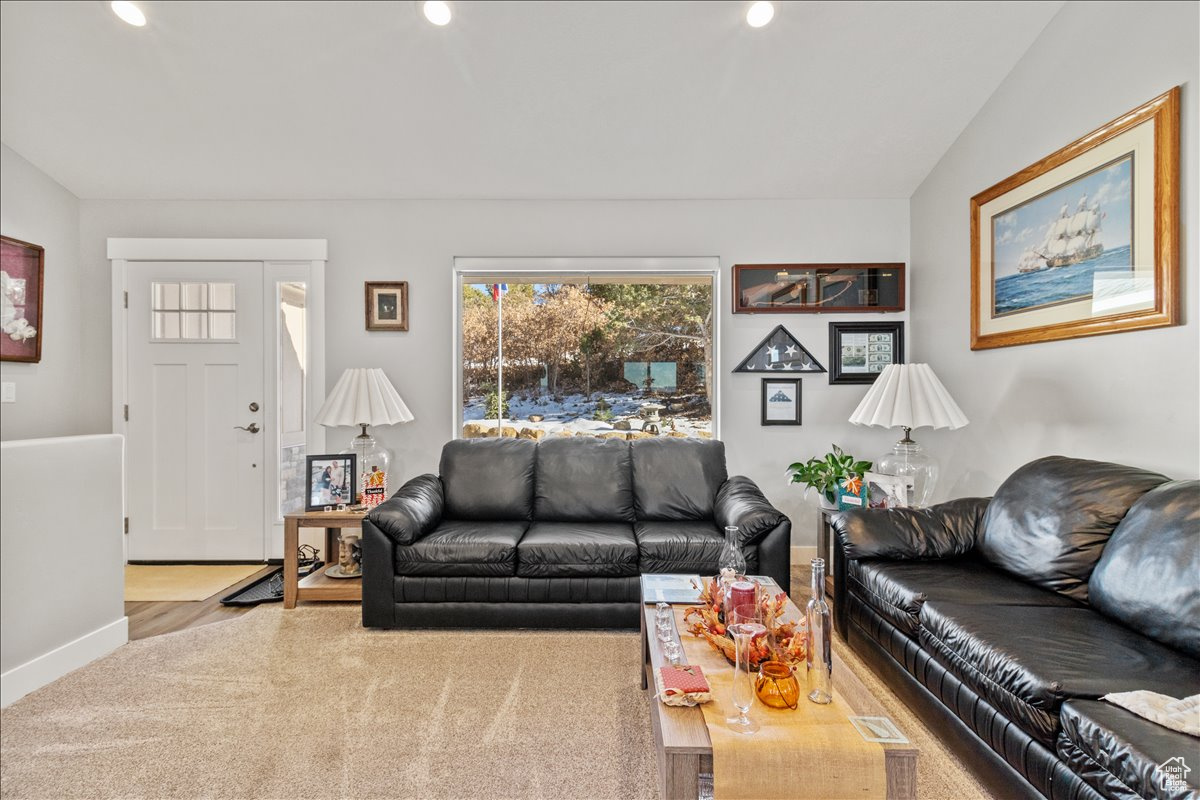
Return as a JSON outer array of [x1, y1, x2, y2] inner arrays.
[[761, 378, 801, 426], [829, 322, 904, 385], [365, 281, 409, 331], [864, 472, 914, 509], [971, 87, 1179, 350], [305, 454, 357, 511], [0, 235, 45, 363]]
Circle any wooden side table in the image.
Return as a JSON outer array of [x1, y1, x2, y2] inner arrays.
[[283, 510, 367, 608]]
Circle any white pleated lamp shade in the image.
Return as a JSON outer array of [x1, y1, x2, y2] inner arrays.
[[314, 368, 414, 428], [848, 364, 968, 430]]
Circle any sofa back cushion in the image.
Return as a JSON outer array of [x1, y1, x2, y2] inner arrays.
[[533, 437, 635, 522], [977, 456, 1168, 602], [439, 438, 535, 521], [1088, 480, 1200, 658], [630, 438, 727, 520]]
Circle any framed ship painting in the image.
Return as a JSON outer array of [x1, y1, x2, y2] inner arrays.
[[971, 87, 1180, 350], [0, 235, 44, 363], [732, 264, 905, 314]]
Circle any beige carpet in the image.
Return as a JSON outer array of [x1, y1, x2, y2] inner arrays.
[[0, 602, 992, 800], [124, 564, 264, 601]]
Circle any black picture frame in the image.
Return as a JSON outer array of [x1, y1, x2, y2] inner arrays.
[[828, 322, 904, 385], [305, 453, 357, 511], [761, 378, 802, 426]]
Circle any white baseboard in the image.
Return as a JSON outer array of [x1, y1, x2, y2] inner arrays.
[[1, 617, 128, 707], [791, 545, 817, 565]]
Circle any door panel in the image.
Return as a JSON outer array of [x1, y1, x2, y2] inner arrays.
[[127, 262, 264, 561]]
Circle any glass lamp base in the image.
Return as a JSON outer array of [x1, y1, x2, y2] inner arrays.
[[341, 426, 393, 507], [875, 436, 938, 508]]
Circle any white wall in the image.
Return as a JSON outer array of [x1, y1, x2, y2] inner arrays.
[[910, 0, 1199, 498], [0, 144, 86, 440], [78, 199, 909, 545], [1, 435, 127, 706]]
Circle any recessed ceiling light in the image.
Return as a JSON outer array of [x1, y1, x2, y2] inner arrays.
[[746, 1, 775, 28], [111, 1, 146, 27], [423, 1, 452, 26]]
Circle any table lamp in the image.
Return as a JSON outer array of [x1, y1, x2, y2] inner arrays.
[[314, 368, 414, 507], [848, 363, 968, 507]]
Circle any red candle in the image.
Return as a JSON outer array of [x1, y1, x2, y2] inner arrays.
[[727, 580, 757, 613]]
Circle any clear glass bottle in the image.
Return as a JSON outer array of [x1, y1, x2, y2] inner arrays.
[[806, 558, 833, 704]]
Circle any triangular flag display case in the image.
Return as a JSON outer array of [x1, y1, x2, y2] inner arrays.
[[734, 325, 826, 373]]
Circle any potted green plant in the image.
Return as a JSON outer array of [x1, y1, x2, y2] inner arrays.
[[786, 445, 873, 508]]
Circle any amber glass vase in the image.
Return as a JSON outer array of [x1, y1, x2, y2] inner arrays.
[[755, 660, 801, 710]]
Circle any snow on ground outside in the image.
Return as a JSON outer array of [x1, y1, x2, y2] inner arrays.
[[463, 391, 711, 436]]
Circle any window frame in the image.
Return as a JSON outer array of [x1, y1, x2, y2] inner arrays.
[[451, 257, 722, 441]]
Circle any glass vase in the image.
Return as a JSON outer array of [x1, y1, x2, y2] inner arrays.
[[806, 558, 833, 704], [755, 660, 801, 710]]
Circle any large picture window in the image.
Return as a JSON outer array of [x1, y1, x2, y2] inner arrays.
[[454, 264, 717, 440]]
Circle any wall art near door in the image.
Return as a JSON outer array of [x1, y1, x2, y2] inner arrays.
[[0, 235, 44, 363], [971, 87, 1179, 350], [734, 325, 826, 373], [828, 321, 904, 385], [761, 378, 801, 426], [365, 281, 409, 331], [306, 453, 357, 511], [732, 263, 905, 314]]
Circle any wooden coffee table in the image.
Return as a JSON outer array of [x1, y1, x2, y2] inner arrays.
[[639, 577, 917, 799]]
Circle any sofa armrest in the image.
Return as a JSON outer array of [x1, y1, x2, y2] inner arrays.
[[832, 497, 990, 561], [365, 474, 444, 545], [715, 476, 789, 546]]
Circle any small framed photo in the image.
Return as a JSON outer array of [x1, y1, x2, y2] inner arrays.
[[761, 378, 801, 426], [305, 454, 357, 511], [1, 235, 45, 363], [828, 322, 904, 385], [365, 281, 408, 331], [864, 471, 914, 509]]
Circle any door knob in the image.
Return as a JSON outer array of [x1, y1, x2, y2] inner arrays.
[[234, 423, 260, 434]]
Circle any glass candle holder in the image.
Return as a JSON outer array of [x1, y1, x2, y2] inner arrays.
[[755, 660, 801, 710]]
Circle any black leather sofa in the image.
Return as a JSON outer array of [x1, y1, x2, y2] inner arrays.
[[832, 456, 1199, 800], [362, 436, 791, 629]]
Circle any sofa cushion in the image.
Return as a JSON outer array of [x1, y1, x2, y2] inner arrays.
[[516, 522, 639, 578], [1088, 480, 1200, 659], [1057, 699, 1199, 800], [847, 556, 1078, 638], [440, 438, 536, 521], [919, 602, 1200, 747], [630, 438, 728, 521], [393, 520, 527, 577], [976, 456, 1168, 602], [393, 575, 641, 604], [634, 521, 724, 573], [532, 437, 635, 523]]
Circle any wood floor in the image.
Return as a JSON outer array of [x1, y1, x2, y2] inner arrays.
[[124, 565, 277, 640]]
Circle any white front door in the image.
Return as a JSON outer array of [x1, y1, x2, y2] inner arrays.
[[126, 262, 265, 561]]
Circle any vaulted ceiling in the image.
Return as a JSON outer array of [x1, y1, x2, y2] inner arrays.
[[0, 1, 1062, 200]]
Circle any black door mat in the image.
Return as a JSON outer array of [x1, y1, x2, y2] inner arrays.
[[220, 568, 285, 606]]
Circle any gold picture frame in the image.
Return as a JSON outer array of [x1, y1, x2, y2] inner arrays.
[[364, 281, 408, 331], [970, 87, 1179, 350]]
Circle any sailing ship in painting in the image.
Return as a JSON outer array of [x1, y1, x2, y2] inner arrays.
[[1016, 195, 1106, 273]]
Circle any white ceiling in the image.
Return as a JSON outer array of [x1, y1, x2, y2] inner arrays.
[[0, 1, 1062, 200]]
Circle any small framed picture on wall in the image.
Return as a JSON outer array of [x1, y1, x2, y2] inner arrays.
[[365, 281, 408, 331], [761, 378, 801, 426], [828, 321, 904, 385]]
